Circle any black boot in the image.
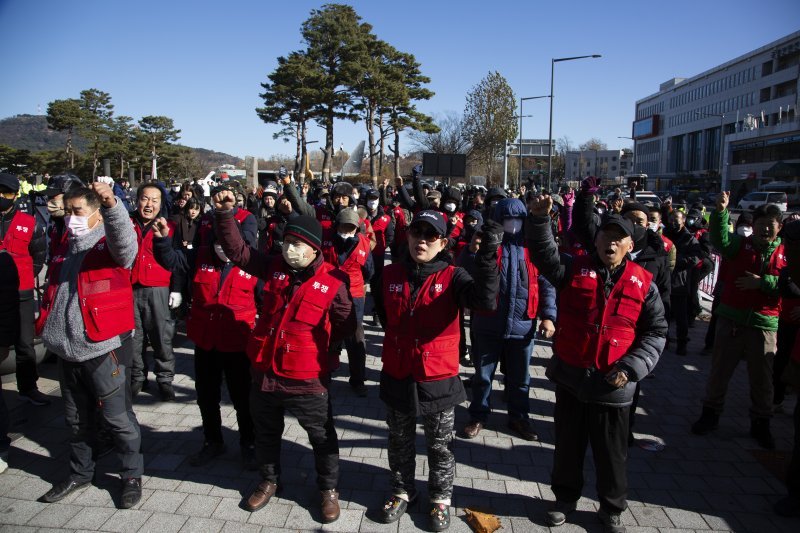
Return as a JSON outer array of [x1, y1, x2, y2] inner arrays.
[[750, 418, 775, 449], [691, 407, 719, 435]]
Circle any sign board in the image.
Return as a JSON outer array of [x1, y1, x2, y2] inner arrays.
[[422, 153, 467, 178]]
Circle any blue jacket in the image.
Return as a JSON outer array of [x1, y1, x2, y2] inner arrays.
[[460, 198, 556, 340]]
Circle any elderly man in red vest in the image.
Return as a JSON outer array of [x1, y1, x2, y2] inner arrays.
[[527, 196, 666, 533], [129, 182, 178, 400], [212, 188, 355, 524], [37, 182, 143, 509], [0, 173, 48, 406]]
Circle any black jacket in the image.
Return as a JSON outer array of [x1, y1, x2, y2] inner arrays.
[[666, 227, 701, 294], [525, 214, 667, 406], [632, 229, 672, 312], [374, 249, 500, 415]]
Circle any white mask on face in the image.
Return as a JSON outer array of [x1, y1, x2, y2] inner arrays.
[[338, 231, 356, 240], [503, 218, 523, 234], [319, 198, 327, 206], [213, 243, 229, 262], [282, 241, 314, 269], [65, 209, 98, 237], [648, 222, 660, 232], [47, 198, 65, 218], [367, 199, 379, 211], [443, 202, 456, 213], [737, 226, 753, 237]]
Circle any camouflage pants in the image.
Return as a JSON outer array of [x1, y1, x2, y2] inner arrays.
[[386, 406, 456, 505]]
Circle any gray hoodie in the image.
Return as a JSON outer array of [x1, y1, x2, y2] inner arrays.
[[41, 197, 137, 362]]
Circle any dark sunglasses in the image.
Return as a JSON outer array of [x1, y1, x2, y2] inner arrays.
[[408, 226, 442, 241]]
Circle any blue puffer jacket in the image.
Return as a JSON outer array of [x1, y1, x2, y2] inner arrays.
[[461, 198, 557, 340]]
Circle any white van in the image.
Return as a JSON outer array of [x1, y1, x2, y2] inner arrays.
[[737, 191, 788, 212]]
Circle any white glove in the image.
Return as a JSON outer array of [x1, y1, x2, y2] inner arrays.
[[168, 292, 183, 309], [96, 176, 115, 185]]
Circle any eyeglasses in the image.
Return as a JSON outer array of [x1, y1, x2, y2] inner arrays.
[[408, 226, 442, 241]]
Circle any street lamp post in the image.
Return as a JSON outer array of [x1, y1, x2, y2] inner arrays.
[[547, 54, 602, 192], [518, 96, 549, 188], [510, 113, 534, 189]]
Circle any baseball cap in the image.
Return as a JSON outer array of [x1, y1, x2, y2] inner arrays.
[[45, 174, 85, 197], [410, 209, 447, 237], [336, 208, 360, 227], [600, 214, 634, 238], [426, 189, 442, 200], [0, 173, 20, 192]]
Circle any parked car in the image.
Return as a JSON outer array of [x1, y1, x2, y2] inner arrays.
[[632, 191, 662, 209], [737, 191, 788, 212]]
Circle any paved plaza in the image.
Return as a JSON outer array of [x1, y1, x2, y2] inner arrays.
[[1, 315, 798, 532]]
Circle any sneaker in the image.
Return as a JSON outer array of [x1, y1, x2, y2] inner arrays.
[[546, 500, 577, 526], [241, 443, 258, 471], [598, 508, 625, 533], [428, 503, 450, 532], [190, 441, 226, 466], [20, 389, 51, 406], [119, 477, 142, 509], [158, 383, 176, 402]]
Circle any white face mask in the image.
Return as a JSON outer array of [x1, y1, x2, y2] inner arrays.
[[213, 243, 229, 262], [503, 218, 523, 234], [737, 226, 753, 237], [367, 199, 379, 211], [282, 241, 314, 269], [647, 222, 660, 232], [338, 231, 356, 240], [319, 198, 327, 206], [65, 209, 98, 237], [47, 198, 65, 218], [443, 202, 456, 213]]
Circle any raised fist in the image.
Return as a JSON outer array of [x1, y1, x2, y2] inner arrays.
[[152, 217, 171, 238], [91, 181, 116, 208], [716, 191, 729, 211], [213, 189, 236, 210], [527, 194, 553, 217]]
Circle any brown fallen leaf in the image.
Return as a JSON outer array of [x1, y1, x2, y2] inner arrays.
[[464, 507, 502, 533]]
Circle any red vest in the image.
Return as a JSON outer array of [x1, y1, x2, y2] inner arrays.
[[559, 230, 589, 257], [1, 210, 35, 290], [381, 264, 461, 382], [131, 219, 175, 287], [719, 237, 785, 317], [39, 229, 69, 332], [36, 237, 135, 341], [322, 233, 370, 298], [186, 248, 258, 352], [554, 256, 652, 373], [502, 245, 539, 319], [245, 261, 344, 379], [48, 222, 69, 262], [371, 213, 392, 256], [391, 206, 409, 249], [660, 234, 674, 253]]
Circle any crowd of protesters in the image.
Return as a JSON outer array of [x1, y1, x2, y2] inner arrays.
[[0, 164, 798, 532]]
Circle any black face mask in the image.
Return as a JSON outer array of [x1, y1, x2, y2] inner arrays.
[[632, 225, 648, 252], [0, 197, 15, 212]]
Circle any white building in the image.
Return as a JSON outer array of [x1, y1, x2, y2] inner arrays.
[[564, 149, 633, 182], [632, 31, 800, 194]]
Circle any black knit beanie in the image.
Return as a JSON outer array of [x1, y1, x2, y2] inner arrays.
[[284, 215, 323, 250]]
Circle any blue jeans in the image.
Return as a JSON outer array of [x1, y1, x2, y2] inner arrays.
[[468, 335, 534, 422]]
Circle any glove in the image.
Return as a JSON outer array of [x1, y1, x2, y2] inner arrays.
[[168, 292, 182, 309], [580, 175, 600, 194], [96, 176, 115, 186], [477, 219, 504, 253]]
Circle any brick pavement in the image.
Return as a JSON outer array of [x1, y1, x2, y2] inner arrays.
[[1, 316, 798, 532]]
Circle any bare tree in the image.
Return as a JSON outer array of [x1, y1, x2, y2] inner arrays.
[[409, 111, 470, 155]]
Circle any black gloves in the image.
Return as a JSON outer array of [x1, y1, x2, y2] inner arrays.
[[477, 219, 504, 254]]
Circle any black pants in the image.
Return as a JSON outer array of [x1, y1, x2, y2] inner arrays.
[[670, 291, 690, 344], [15, 296, 38, 393], [344, 297, 366, 387], [194, 348, 254, 445], [250, 387, 339, 490], [59, 336, 143, 482], [774, 320, 798, 405], [551, 386, 629, 515]]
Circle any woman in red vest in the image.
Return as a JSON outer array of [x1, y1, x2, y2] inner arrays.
[[151, 203, 260, 470], [527, 196, 666, 533], [374, 210, 502, 531]]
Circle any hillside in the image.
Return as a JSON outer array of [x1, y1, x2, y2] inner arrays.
[[0, 114, 241, 169]]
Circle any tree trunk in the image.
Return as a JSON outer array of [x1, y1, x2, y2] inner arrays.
[[119, 155, 125, 181], [294, 121, 302, 179], [322, 109, 334, 182], [392, 127, 401, 180], [378, 112, 386, 178], [66, 128, 74, 169], [367, 105, 376, 183]]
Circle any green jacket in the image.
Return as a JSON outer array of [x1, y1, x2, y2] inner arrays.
[[710, 208, 781, 331]]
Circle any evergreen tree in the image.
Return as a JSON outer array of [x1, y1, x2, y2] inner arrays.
[[45, 98, 82, 169]]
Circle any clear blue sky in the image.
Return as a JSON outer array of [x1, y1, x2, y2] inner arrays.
[[1, 0, 797, 161]]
